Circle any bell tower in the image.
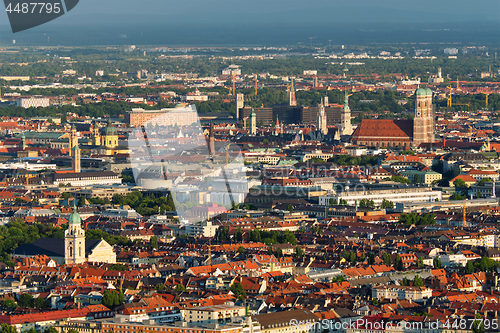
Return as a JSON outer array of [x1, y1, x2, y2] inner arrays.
[[341, 91, 353, 136], [413, 87, 433, 147], [65, 202, 86, 264], [92, 121, 101, 146], [69, 125, 77, 156]]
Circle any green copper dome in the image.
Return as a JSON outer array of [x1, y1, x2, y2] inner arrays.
[[68, 203, 81, 225], [100, 119, 117, 136], [416, 87, 432, 96]]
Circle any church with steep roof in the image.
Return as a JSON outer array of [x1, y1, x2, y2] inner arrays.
[[13, 204, 116, 265], [351, 87, 434, 149], [83, 119, 130, 156]]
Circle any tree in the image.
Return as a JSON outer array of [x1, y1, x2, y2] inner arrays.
[[109, 264, 128, 271], [287, 204, 294, 212], [478, 177, 492, 186], [149, 236, 159, 250], [1, 324, 18, 333], [359, 199, 375, 208], [332, 275, 345, 283], [433, 257, 442, 269], [454, 178, 467, 189], [394, 254, 404, 270], [60, 192, 72, 199], [417, 257, 424, 268], [329, 198, 337, 206], [472, 313, 485, 333], [34, 297, 48, 309], [275, 247, 283, 259], [18, 293, 34, 308], [368, 253, 375, 265], [380, 199, 394, 209], [475, 256, 500, 272], [413, 275, 423, 287], [155, 283, 165, 291], [1, 299, 16, 308], [413, 174, 421, 184], [238, 246, 245, 256], [450, 192, 466, 200], [77, 196, 86, 207], [389, 175, 411, 184], [465, 260, 475, 274], [174, 284, 186, 292], [102, 290, 123, 309], [401, 277, 409, 286], [383, 252, 391, 266], [235, 227, 243, 243], [229, 282, 246, 300], [295, 246, 304, 258]]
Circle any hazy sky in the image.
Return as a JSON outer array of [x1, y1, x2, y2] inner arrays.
[[1, 0, 498, 25], [0, 0, 498, 46]]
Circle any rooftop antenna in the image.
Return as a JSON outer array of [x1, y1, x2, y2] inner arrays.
[[309, 37, 317, 48]]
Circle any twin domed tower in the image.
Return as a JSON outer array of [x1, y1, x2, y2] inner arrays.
[[413, 87, 434, 146]]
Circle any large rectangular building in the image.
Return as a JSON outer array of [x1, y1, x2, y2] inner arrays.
[[125, 106, 199, 127], [16, 97, 50, 108], [239, 104, 342, 126]]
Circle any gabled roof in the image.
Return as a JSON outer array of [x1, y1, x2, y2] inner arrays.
[[352, 119, 413, 140]]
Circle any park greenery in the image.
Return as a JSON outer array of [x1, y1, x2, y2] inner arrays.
[[0, 219, 134, 267], [398, 213, 436, 226], [246, 229, 297, 245], [327, 155, 379, 166]]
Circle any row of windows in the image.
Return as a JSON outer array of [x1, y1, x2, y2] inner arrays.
[[106, 326, 231, 333]]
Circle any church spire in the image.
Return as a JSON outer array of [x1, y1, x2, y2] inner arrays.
[[341, 91, 352, 136]]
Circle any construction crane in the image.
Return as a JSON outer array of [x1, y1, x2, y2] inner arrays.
[[309, 37, 317, 48], [25, 174, 36, 188], [446, 86, 453, 107], [232, 73, 236, 96], [225, 143, 231, 166], [208, 238, 213, 266], [483, 92, 489, 108], [119, 274, 124, 293], [463, 201, 467, 228], [453, 102, 470, 110]]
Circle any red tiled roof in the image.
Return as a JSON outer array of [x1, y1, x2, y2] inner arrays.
[[352, 119, 413, 140]]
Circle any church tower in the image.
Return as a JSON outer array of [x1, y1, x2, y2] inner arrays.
[[100, 119, 119, 149], [341, 91, 353, 136], [69, 125, 77, 156], [21, 132, 27, 150], [317, 97, 328, 135], [413, 87, 434, 147], [92, 122, 101, 146], [288, 78, 297, 106], [208, 122, 215, 155], [65, 202, 86, 264], [235, 93, 244, 121], [72, 145, 81, 173], [250, 109, 257, 135]]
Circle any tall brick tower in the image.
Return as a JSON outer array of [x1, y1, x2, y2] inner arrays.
[[413, 87, 434, 147]]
